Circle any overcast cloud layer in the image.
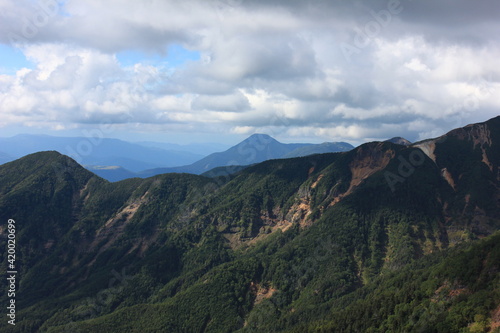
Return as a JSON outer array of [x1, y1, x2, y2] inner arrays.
[[1, 0, 499, 144]]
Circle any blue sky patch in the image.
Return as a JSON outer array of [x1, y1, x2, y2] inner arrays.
[[116, 44, 200, 68], [0, 44, 34, 74]]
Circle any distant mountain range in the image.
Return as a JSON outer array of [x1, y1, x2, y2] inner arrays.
[[139, 134, 354, 178], [0, 134, 204, 172], [0, 133, 355, 181], [0, 116, 498, 332], [1, 133, 420, 182], [84, 165, 138, 182], [135, 141, 230, 156], [0, 151, 15, 165], [386, 136, 412, 146]]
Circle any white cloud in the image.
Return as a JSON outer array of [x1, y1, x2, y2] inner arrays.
[[0, 0, 499, 144], [191, 90, 250, 112]]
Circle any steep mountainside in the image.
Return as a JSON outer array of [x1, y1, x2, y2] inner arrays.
[[0, 116, 498, 333]]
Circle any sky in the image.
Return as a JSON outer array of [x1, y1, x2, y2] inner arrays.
[[0, 0, 499, 146]]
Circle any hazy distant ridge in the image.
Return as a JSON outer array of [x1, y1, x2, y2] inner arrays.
[[139, 134, 354, 178], [0, 134, 204, 172]]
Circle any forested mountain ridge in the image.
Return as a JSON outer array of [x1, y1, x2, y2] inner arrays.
[[0, 116, 498, 332]]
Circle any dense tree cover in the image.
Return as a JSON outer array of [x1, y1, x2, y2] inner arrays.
[[243, 232, 500, 333], [0, 116, 499, 332]]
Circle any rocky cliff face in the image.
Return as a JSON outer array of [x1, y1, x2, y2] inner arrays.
[[0, 116, 499, 332]]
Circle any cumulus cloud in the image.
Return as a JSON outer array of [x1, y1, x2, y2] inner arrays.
[[0, 0, 499, 144], [191, 91, 250, 112]]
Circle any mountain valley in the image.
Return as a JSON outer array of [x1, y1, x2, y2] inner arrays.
[[0, 117, 498, 332]]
